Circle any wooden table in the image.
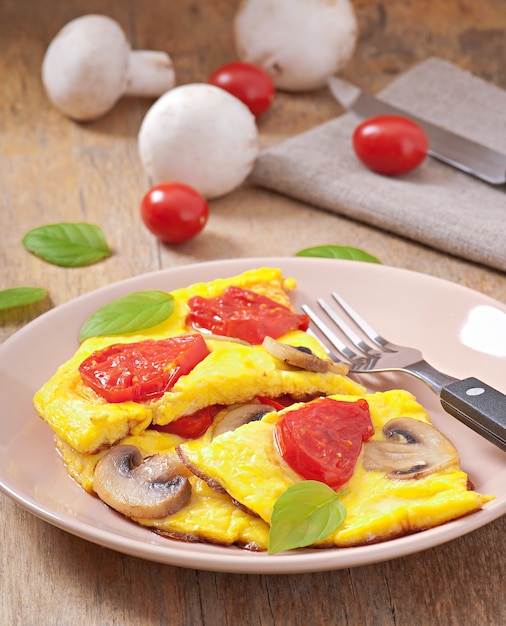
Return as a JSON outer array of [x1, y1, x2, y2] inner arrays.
[[1, 1, 505, 624]]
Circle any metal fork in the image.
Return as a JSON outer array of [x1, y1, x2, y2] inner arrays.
[[302, 292, 506, 452]]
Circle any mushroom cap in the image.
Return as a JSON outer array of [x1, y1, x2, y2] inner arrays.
[[363, 417, 460, 480], [93, 445, 191, 519], [211, 403, 275, 439], [42, 14, 130, 121], [138, 83, 259, 199], [234, 0, 358, 91]]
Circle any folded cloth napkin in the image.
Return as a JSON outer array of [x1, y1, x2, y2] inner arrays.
[[249, 57, 506, 272]]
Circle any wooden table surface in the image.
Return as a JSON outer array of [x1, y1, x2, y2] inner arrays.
[[1, 1, 505, 624]]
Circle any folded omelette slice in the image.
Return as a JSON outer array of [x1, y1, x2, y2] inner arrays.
[[56, 429, 270, 550], [55, 390, 490, 551], [178, 390, 492, 548], [34, 267, 365, 455]]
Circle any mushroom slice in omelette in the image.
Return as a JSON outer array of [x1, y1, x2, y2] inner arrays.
[[34, 267, 364, 455], [178, 390, 492, 549], [55, 430, 269, 550]]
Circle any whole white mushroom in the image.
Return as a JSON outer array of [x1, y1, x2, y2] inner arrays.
[[234, 0, 358, 92], [42, 14, 175, 121], [138, 83, 259, 199]]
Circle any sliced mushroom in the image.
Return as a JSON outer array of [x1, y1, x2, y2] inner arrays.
[[262, 336, 349, 375], [93, 445, 191, 519], [363, 417, 460, 480], [211, 403, 275, 439]]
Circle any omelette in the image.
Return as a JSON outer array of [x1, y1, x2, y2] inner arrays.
[[55, 430, 271, 549], [34, 267, 492, 552], [178, 390, 491, 549], [34, 268, 364, 455]]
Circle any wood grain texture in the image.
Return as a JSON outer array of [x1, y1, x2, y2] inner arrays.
[[1, 1, 505, 624]]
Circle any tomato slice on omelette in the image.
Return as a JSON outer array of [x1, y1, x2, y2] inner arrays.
[[178, 390, 491, 548]]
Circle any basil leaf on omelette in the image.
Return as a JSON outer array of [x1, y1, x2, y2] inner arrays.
[[269, 481, 346, 554], [79, 290, 175, 342]]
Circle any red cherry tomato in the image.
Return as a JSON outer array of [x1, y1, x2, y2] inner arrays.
[[209, 61, 275, 117], [140, 182, 209, 244], [79, 334, 210, 403], [352, 115, 429, 176], [187, 286, 309, 344], [274, 397, 374, 490]]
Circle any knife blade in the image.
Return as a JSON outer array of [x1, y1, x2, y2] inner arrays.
[[327, 76, 506, 185]]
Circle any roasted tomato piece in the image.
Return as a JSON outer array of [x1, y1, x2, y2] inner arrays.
[[152, 405, 223, 439], [187, 286, 309, 344], [274, 397, 374, 490], [257, 395, 296, 411], [79, 334, 210, 403]]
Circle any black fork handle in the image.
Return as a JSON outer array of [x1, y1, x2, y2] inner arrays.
[[440, 377, 506, 452]]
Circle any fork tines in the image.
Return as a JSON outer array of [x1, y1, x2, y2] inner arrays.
[[302, 293, 389, 367]]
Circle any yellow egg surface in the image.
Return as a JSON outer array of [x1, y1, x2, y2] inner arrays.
[[138, 477, 269, 550], [56, 429, 269, 550], [178, 390, 492, 548], [34, 267, 364, 455]]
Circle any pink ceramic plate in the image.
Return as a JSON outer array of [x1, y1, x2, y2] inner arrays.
[[0, 257, 505, 574]]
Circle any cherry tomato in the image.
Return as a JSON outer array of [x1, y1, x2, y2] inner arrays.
[[352, 115, 429, 176], [79, 334, 210, 403], [209, 61, 275, 117], [140, 182, 209, 244], [187, 286, 309, 344], [151, 405, 223, 439], [274, 397, 374, 490]]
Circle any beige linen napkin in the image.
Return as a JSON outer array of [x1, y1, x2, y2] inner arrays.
[[250, 58, 506, 272]]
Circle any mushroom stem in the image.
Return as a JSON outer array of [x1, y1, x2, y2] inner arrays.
[[124, 51, 175, 97]]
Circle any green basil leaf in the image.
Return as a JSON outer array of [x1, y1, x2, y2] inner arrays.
[[22, 222, 111, 267], [79, 290, 175, 342], [268, 481, 346, 554], [296, 245, 381, 264], [0, 287, 47, 311]]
